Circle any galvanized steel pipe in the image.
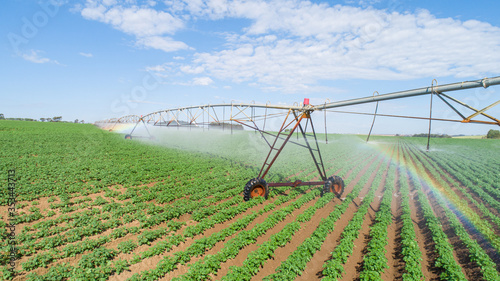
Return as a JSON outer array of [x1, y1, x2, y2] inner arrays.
[[315, 76, 500, 110]]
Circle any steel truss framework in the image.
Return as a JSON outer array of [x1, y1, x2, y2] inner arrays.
[[95, 76, 500, 199]]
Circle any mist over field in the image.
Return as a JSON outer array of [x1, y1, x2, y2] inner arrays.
[[1, 120, 499, 280], [133, 125, 375, 174]]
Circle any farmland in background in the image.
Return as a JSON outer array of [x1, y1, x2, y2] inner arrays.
[[1, 120, 499, 280]]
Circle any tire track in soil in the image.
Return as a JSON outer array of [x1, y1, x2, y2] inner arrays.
[[292, 153, 385, 280], [399, 143, 440, 281], [342, 143, 396, 281], [248, 187, 340, 279], [383, 141, 404, 281], [404, 142, 497, 278]]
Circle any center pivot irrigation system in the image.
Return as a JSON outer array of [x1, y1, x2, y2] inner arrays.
[[96, 76, 500, 201]]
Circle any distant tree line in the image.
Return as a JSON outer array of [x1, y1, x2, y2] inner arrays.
[[2, 117, 38, 121], [40, 116, 62, 122], [0, 114, 85, 123], [412, 133, 451, 138]]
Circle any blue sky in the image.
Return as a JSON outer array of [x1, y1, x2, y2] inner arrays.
[[2, 0, 500, 135]]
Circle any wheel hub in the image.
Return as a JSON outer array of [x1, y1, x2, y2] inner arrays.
[[251, 186, 265, 198]]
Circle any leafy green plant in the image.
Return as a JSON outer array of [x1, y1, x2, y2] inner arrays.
[[117, 240, 138, 254]]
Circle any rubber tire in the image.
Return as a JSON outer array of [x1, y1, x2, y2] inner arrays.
[[321, 175, 345, 198], [243, 178, 269, 201], [125, 134, 132, 140]]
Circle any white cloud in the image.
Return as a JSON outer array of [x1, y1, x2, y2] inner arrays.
[[168, 1, 500, 92], [81, 0, 188, 52], [81, 2, 183, 36], [21, 50, 60, 64], [192, 76, 214, 85], [180, 65, 204, 74], [136, 36, 190, 52], [80, 0, 500, 92], [79, 52, 93, 57]]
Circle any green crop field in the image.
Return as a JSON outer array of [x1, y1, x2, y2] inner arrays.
[[1, 120, 499, 280]]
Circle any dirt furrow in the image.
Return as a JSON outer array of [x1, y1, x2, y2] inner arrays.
[[404, 142, 498, 277], [246, 154, 376, 280], [294, 153, 385, 280], [114, 190, 289, 280], [406, 142, 500, 235], [214, 194, 320, 278], [399, 144, 440, 281], [383, 152, 404, 281], [346, 145, 396, 281]]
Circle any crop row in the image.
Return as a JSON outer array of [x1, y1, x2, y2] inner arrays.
[[396, 145, 424, 281], [405, 142, 500, 232], [403, 142, 500, 254], [166, 188, 323, 280], [117, 184, 304, 280], [263, 151, 389, 280], [402, 141, 500, 280], [321, 180, 378, 280], [358, 160, 397, 280], [23, 190, 270, 280], [405, 140, 500, 214], [15, 185, 242, 268], [400, 145, 468, 281], [220, 192, 336, 280], [321, 147, 394, 280]]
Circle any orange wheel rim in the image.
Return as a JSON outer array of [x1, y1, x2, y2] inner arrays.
[[332, 184, 341, 194], [251, 186, 265, 198]]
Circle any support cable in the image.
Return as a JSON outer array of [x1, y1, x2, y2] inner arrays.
[[366, 91, 379, 143], [263, 101, 270, 132], [427, 79, 437, 151], [230, 101, 234, 135], [324, 99, 330, 144], [252, 100, 256, 134]]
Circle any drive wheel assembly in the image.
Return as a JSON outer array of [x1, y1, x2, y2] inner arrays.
[[322, 175, 345, 198], [125, 134, 132, 139], [243, 178, 269, 201]]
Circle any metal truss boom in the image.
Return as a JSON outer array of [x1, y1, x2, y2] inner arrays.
[[315, 76, 500, 110], [97, 76, 500, 129], [94, 75, 500, 202]]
